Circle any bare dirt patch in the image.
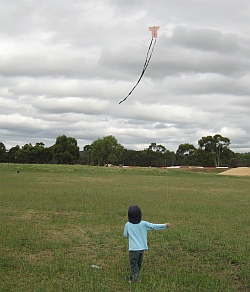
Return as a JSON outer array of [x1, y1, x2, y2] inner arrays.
[[219, 167, 250, 176]]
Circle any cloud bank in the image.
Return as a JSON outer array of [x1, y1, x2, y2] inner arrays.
[[0, 0, 249, 153]]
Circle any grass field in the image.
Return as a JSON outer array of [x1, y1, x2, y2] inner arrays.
[[0, 164, 249, 291]]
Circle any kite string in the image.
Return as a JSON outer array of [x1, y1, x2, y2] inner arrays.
[[142, 38, 154, 70], [119, 38, 157, 104], [143, 38, 156, 71]]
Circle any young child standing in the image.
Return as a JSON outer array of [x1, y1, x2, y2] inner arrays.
[[124, 205, 171, 283]]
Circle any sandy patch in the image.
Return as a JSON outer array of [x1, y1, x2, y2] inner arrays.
[[219, 167, 250, 176]]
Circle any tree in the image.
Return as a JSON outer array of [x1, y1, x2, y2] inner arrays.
[[196, 148, 214, 167], [0, 142, 6, 162], [145, 143, 175, 167], [53, 135, 79, 164], [198, 134, 231, 167], [176, 143, 196, 157], [233, 152, 250, 167], [15, 144, 32, 163], [123, 149, 142, 166], [43, 146, 54, 164], [30, 142, 45, 163], [82, 144, 92, 165], [145, 143, 163, 166], [91, 135, 124, 166], [176, 143, 197, 165], [6, 145, 20, 163]]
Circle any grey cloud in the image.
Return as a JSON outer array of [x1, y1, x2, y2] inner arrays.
[[30, 96, 109, 115], [170, 27, 240, 53]]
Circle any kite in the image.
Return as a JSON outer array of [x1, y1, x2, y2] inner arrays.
[[119, 26, 159, 104]]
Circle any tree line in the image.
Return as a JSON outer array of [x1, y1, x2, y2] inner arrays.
[[0, 134, 249, 167]]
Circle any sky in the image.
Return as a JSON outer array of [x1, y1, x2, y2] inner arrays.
[[0, 0, 250, 153]]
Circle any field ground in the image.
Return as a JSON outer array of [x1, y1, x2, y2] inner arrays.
[[0, 164, 249, 291]]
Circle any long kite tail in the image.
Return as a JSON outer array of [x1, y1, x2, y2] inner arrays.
[[119, 38, 157, 104]]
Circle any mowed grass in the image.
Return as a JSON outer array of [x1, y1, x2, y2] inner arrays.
[[0, 164, 249, 291]]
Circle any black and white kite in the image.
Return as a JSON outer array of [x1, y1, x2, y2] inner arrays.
[[119, 26, 159, 104]]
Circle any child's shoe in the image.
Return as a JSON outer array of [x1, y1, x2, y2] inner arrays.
[[125, 275, 141, 283]]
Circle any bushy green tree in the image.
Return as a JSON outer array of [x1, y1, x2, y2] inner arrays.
[[6, 145, 20, 163], [15, 144, 33, 163], [176, 143, 197, 165], [198, 134, 231, 167], [53, 135, 79, 164], [233, 153, 250, 167], [123, 149, 142, 166], [91, 135, 124, 166], [0, 142, 7, 162], [145, 143, 174, 167]]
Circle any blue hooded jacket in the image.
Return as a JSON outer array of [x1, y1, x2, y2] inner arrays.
[[124, 205, 166, 250]]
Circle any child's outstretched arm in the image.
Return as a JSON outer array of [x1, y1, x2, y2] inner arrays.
[[124, 223, 129, 238]]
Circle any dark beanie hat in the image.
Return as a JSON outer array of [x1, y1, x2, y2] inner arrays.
[[128, 205, 142, 224]]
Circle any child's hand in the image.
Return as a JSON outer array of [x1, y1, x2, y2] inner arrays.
[[166, 223, 171, 227]]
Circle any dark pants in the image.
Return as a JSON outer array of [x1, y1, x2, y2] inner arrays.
[[129, 250, 144, 282]]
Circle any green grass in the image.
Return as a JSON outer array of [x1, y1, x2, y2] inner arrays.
[[0, 164, 249, 291]]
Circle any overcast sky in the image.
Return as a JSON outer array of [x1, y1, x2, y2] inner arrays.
[[0, 0, 249, 153]]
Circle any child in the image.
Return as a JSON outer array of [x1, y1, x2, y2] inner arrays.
[[124, 205, 171, 283]]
